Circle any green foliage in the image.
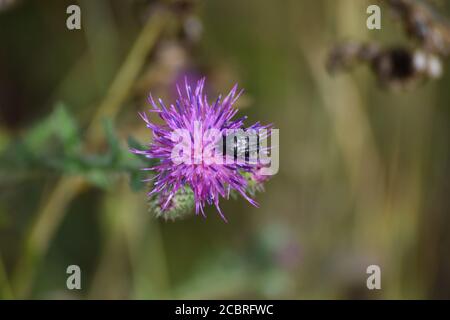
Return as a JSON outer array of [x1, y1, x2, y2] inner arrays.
[[0, 103, 148, 191], [127, 136, 148, 192]]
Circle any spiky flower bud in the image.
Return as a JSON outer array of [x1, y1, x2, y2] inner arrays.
[[148, 186, 195, 221]]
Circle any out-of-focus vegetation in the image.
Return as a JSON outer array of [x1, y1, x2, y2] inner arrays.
[[0, 0, 449, 299]]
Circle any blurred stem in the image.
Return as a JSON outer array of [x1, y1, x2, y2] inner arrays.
[[299, 40, 386, 222], [129, 216, 172, 299], [86, 9, 169, 146], [90, 181, 172, 299], [0, 252, 14, 299], [80, 0, 121, 92], [88, 181, 133, 299], [12, 176, 86, 297], [11, 10, 170, 298], [298, 18, 389, 297]]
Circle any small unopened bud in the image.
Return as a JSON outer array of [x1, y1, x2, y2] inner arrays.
[[149, 187, 195, 221]]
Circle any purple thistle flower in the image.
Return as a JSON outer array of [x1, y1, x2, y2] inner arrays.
[[131, 78, 271, 221]]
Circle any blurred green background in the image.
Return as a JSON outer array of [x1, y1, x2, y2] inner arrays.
[[0, 0, 450, 299]]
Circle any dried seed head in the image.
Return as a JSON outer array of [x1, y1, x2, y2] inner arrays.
[[372, 47, 416, 83]]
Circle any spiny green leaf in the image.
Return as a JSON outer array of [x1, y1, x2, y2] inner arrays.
[[127, 135, 144, 151], [102, 118, 120, 166], [53, 102, 81, 155]]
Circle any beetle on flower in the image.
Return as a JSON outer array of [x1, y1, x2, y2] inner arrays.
[[131, 78, 274, 221]]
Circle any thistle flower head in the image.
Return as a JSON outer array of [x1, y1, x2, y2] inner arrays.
[[132, 78, 271, 221]]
